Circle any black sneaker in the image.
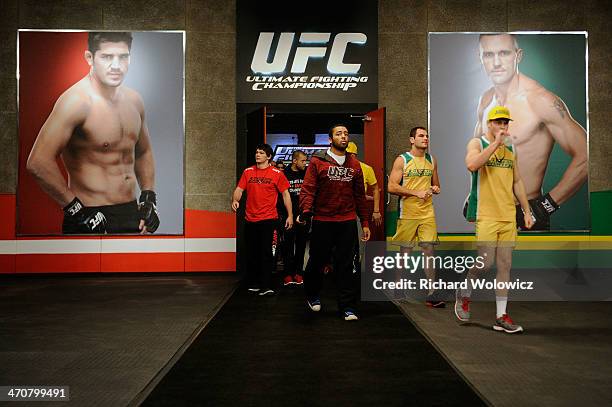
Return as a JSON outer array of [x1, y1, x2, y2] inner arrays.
[[425, 293, 446, 308], [258, 289, 275, 297], [247, 288, 260, 293]]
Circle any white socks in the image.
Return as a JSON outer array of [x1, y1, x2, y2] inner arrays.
[[496, 296, 508, 318]]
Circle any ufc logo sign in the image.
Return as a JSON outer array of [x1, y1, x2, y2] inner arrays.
[[67, 200, 83, 216], [251, 32, 367, 74], [541, 198, 555, 214], [88, 212, 106, 230]]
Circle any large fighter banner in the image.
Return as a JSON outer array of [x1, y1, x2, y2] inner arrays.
[[429, 33, 588, 232], [17, 31, 185, 235]]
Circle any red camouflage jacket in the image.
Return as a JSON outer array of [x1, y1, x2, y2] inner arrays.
[[299, 150, 370, 227]]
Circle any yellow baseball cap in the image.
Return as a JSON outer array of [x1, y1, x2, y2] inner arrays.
[[346, 141, 358, 154], [487, 106, 513, 121]]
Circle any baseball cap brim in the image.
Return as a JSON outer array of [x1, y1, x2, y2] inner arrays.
[[488, 115, 513, 121]]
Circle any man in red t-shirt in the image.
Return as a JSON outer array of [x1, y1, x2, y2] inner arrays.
[[298, 125, 371, 320], [232, 144, 293, 296]]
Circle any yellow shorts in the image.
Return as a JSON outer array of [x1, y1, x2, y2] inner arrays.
[[392, 217, 438, 248], [475, 220, 517, 247]]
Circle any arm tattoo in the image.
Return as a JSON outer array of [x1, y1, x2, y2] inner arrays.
[[553, 98, 567, 119]]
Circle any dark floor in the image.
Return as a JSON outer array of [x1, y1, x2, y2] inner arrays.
[[0, 274, 239, 407], [396, 299, 612, 407], [3, 274, 612, 406], [143, 282, 484, 407]]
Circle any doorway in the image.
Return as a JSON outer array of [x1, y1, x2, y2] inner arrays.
[[236, 103, 386, 275]]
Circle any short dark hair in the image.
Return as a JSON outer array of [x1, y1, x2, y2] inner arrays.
[[256, 143, 274, 161], [409, 126, 427, 139], [478, 33, 519, 50], [88, 32, 133, 54], [328, 124, 348, 138], [292, 150, 306, 160]]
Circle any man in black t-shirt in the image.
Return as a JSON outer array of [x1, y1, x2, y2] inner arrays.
[[281, 150, 308, 286]]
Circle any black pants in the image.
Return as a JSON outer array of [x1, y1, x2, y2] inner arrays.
[[282, 220, 309, 277], [305, 220, 358, 310], [245, 219, 277, 290], [63, 200, 141, 234]]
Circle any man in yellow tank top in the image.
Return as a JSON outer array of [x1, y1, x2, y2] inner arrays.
[[455, 106, 534, 333], [346, 142, 382, 277], [388, 127, 444, 308], [346, 142, 382, 227]]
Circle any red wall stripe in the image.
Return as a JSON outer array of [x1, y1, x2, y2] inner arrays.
[[0, 195, 16, 239], [10, 252, 235, 273], [0, 255, 16, 273], [185, 252, 236, 272], [2, 194, 237, 273], [101, 253, 185, 272], [16, 254, 101, 273]]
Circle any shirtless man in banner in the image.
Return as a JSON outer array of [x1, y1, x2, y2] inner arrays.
[[27, 32, 159, 234], [474, 33, 587, 230]]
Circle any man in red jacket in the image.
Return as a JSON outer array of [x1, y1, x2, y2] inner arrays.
[[298, 125, 371, 321]]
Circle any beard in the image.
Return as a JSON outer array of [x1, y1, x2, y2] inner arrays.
[[331, 140, 347, 151]]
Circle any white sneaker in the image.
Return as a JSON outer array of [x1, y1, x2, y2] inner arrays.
[[307, 298, 321, 312]]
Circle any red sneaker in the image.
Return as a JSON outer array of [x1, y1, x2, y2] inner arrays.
[[293, 274, 303, 285], [283, 275, 294, 286], [493, 314, 524, 334], [454, 289, 471, 322]]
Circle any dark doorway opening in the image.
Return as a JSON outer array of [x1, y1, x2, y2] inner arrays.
[[236, 103, 385, 276]]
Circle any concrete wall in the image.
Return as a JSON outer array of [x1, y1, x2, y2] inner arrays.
[[1, 0, 610, 217]]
